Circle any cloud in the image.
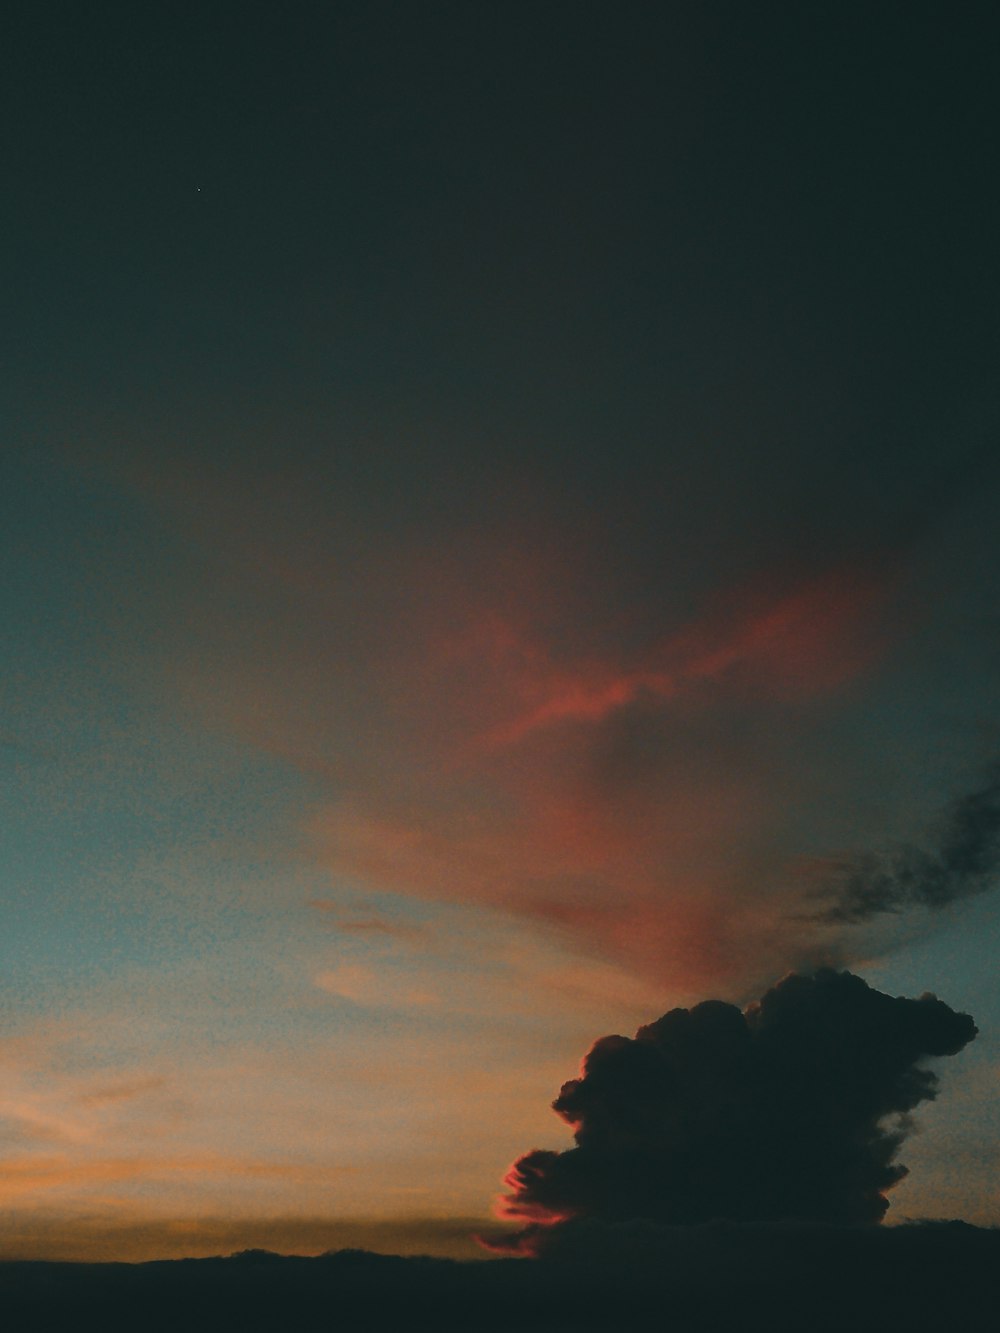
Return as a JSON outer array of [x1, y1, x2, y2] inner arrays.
[[471, 564, 890, 753], [288, 553, 907, 998], [75, 1075, 168, 1109], [489, 970, 976, 1253], [0, 1045, 145, 1149], [307, 901, 427, 943], [82, 437, 996, 999], [314, 960, 440, 1009], [0, 1152, 360, 1206], [818, 764, 1000, 923]]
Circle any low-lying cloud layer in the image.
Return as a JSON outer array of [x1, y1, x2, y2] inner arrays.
[[493, 970, 976, 1252]]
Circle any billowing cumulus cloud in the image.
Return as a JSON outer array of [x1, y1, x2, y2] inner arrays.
[[491, 970, 976, 1253]]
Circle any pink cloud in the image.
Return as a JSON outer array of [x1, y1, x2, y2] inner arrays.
[[448, 563, 892, 755], [87, 448, 908, 996]]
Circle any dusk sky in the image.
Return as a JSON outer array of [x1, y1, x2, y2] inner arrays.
[[3, 3, 999, 1261]]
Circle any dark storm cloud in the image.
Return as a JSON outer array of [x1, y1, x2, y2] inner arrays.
[[820, 764, 1000, 923], [492, 971, 975, 1252]]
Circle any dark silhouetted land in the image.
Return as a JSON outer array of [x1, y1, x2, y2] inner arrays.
[[2, 1221, 997, 1332]]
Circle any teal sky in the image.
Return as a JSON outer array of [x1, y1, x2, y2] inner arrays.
[[2, 3, 999, 1258]]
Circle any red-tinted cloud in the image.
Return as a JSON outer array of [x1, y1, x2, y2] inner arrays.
[[462, 563, 890, 753], [96, 446, 907, 996], [303, 555, 897, 995]]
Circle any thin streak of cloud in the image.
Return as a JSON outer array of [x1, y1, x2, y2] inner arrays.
[[314, 963, 438, 1009], [75, 1075, 168, 1109], [306, 901, 427, 942], [0, 1153, 361, 1205], [474, 566, 889, 753]]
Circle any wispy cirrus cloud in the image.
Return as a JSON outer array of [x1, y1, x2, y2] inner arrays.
[[457, 564, 891, 753], [293, 559, 896, 995], [75, 434, 995, 1003], [0, 1151, 363, 1207], [307, 901, 428, 943]]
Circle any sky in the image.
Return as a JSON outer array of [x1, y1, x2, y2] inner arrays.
[[2, 2, 999, 1260]]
